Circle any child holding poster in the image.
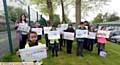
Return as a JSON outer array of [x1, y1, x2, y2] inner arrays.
[[32, 22, 42, 41], [17, 31, 44, 65], [49, 26, 59, 57], [97, 26, 107, 55], [76, 22, 86, 57], [64, 24, 75, 54]]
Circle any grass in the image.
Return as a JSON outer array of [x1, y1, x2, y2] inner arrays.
[[0, 37, 120, 65]]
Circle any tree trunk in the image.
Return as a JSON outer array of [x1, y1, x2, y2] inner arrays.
[[61, 0, 66, 23], [76, 0, 81, 25], [46, 0, 53, 26]]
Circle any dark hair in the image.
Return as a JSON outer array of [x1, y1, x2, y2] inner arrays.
[[101, 26, 106, 30], [28, 31, 37, 38], [19, 14, 27, 23], [80, 22, 84, 25]]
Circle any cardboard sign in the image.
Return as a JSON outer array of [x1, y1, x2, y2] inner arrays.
[[63, 32, 74, 40], [60, 24, 68, 30], [43, 27, 52, 34], [97, 30, 110, 38], [31, 28, 42, 35], [76, 29, 88, 38], [88, 32, 96, 39], [48, 31, 60, 40], [17, 23, 30, 33], [19, 44, 47, 62]]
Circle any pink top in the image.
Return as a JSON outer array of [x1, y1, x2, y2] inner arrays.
[[98, 37, 106, 44]]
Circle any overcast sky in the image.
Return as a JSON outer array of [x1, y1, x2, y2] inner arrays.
[[55, 0, 120, 22]]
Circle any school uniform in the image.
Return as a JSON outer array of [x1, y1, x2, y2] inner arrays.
[[64, 27, 75, 54], [76, 27, 86, 56]]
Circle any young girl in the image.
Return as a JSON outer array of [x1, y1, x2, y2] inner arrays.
[[97, 26, 107, 55], [15, 14, 29, 49], [17, 31, 44, 65]]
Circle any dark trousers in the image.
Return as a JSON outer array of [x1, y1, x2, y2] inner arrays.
[[50, 44, 59, 56], [59, 39, 63, 50], [45, 35, 50, 48], [19, 34, 28, 49], [88, 39, 95, 52], [37, 35, 41, 41], [77, 41, 84, 56], [97, 43, 105, 55], [66, 40, 73, 54], [84, 38, 89, 50]]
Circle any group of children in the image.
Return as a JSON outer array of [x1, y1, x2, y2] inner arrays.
[[15, 14, 107, 65]]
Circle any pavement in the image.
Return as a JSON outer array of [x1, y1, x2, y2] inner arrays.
[[0, 31, 19, 58]]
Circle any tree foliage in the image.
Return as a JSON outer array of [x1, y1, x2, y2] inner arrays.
[[8, 6, 27, 22]]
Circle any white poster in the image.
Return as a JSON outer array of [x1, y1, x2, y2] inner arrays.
[[63, 32, 75, 40], [60, 24, 68, 30], [19, 44, 47, 62], [97, 30, 110, 38], [32, 28, 42, 35], [43, 27, 52, 34], [17, 23, 30, 33], [76, 29, 88, 38], [88, 32, 96, 39], [48, 31, 60, 40]]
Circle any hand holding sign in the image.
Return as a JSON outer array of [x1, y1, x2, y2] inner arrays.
[[76, 29, 88, 38], [17, 23, 30, 33], [43, 27, 52, 34], [63, 32, 74, 40], [32, 28, 42, 35], [19, 44, 47, 62], [48, 31, 60, 40], [97, 30, 110, 38]]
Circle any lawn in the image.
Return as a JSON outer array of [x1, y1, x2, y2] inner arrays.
[[0, 37, 120, 65]]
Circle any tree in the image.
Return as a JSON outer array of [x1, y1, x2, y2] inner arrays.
[[60, 0, 65, 23], [92, 13, 103, 24], [46, 0, 54, 25], [52, 14, 60, 26], [76, 0, 81, 25], [107, 13, 120, 22], [8, 6, 27, 22]]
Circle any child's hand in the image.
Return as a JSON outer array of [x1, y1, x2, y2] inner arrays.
[[16, 51, 20, 56]]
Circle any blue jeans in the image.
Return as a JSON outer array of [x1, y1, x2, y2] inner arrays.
[[50, 43, 59, 56], [77, 39, 84, 56]]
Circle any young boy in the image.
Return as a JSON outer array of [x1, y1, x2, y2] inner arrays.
[[76, 22, 86, 57], [17, 31, 44, 65], [49, 26, 59, 57]]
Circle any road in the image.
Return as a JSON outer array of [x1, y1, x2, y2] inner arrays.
[[0, 31, 19, 57]]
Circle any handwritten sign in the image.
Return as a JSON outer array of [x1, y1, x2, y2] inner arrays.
[[17, 23, 30, 33], [43, 27, 52, 34], [19, 44, 47, 62], [63, 32, 74, 40], [76, 29, 88, 38], [31, 28, 42, 35], [88, 32, 96, 39], [48, 31, 60, 40], [97, 30, 110, 38]]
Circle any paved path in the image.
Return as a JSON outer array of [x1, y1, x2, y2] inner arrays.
[[0, 31, 19, 58]]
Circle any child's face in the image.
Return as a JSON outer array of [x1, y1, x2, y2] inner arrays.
[[80, 24, 85, 28], [29, 33, 37, 43]]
